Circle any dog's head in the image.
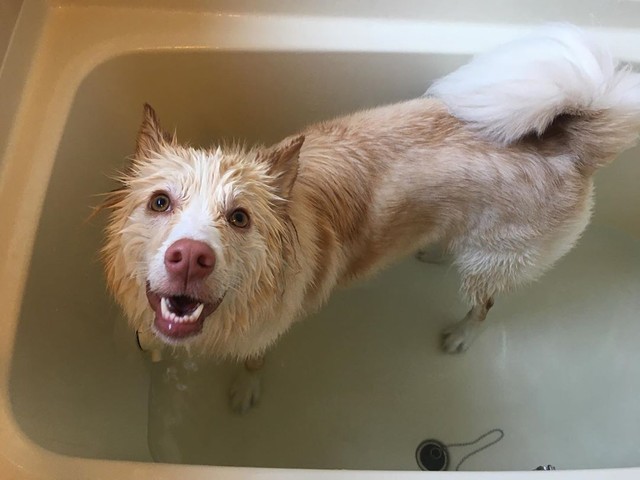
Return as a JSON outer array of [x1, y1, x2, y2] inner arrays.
[[101, 105, 304, 358]]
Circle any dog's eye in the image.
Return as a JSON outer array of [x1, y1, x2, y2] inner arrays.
[[148, 192, 172, 213], [228, 208, 250, 229]]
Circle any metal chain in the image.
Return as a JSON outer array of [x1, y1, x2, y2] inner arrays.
[[447, 428, 505, 471]]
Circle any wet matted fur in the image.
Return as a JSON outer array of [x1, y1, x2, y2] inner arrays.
[[101, 25, 640, 408]]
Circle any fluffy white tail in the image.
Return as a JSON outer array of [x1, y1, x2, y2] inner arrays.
[[428, 24, 640, 164]]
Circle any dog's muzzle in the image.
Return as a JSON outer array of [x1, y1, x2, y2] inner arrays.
[[146, 238, 223, 340]]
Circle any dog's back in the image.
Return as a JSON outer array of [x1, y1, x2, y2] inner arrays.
[[291, 24, 640, 352]]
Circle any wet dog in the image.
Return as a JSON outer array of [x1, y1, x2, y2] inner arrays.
[[101, 25, 640, 412]]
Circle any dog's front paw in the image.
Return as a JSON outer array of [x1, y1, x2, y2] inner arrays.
[[441, 320, 481, 354], [229, 369, 261, 414]]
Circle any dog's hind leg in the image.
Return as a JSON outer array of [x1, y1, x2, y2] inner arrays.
[[441, 247, 531, 354], [229, 356, 264, 414], [442, 297, 494, 353]]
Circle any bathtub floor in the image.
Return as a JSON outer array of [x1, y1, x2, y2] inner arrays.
[[147, 225, 640, 471]]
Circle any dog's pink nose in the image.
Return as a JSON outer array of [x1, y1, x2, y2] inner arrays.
[[164, 239, 215, 283]]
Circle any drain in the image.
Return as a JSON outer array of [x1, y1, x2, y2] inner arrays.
[[415, 429, 505, 471], [416, 439, 449, 471]]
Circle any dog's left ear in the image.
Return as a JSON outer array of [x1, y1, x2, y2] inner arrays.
[[135, 103, 176, 158], [259, 135, 305, 197]]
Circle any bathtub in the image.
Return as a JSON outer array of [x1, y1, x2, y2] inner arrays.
[[1, 0, 640, 478]]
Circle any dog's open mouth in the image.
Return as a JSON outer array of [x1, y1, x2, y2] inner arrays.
[[146, 287, 222, 340]]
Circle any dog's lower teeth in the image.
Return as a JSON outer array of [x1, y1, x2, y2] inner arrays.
[[160, 297, 204, 324]]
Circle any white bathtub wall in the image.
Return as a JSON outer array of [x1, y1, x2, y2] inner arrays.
[[0, 0, 46, 170], [7, 52, 153, 462], [0, 0, 22, 68]]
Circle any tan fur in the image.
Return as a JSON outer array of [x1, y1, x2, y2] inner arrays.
[[100, 93, 620, 361]]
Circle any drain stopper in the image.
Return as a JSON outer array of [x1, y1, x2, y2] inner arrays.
[[416, 439, 449, 471]]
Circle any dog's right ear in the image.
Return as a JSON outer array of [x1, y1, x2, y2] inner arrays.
[[135, 103, 176, 157]]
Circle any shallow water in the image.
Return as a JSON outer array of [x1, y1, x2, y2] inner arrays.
[[148, 225, 640, 471]]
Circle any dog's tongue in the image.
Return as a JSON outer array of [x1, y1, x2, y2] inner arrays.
[[152, 295, 205, 339]]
